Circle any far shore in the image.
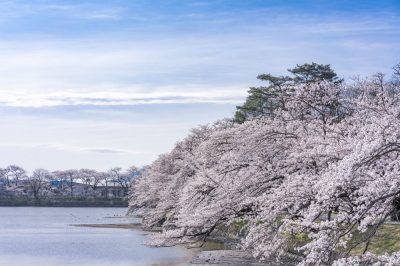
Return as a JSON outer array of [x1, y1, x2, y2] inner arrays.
[[0, 196, 128, 207]]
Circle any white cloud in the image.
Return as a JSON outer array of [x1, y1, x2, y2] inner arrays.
[[0, 2, 125, 21], [0, 86, 246, 107], [0, 8, 397, 107], [0, 142, 143, 155]]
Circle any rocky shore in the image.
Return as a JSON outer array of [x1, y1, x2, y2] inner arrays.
[[191, 250, 269, 265], [190, 250, 299, 266]]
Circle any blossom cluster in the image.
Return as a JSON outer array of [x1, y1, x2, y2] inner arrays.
[[130, 70, 400, 265]]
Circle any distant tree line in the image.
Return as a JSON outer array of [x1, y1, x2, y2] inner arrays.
[[0, 165, 140, 200]]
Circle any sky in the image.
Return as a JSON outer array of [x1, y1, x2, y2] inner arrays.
[[0, 0, 399, 172]]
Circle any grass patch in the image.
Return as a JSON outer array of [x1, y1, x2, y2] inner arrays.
[[351, 224, 400, 255]]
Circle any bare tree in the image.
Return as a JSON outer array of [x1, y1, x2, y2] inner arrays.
[[100, 171, 114, 198], [51, 170, 68, 195], [27, 169, 51, 200], [6, 165, 26, 186], [0, 168, 8, 186], [53, 169, 79, 196], [117, 166, 139, 196], [0, 167, 11, 186], [79, 169, 99, 196], [107, 167, 123, 197], [89, 171, 102, 192], [394, 63, 400, 77]]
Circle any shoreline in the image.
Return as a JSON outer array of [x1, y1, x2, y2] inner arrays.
[[73, 221, 275, 265], [72, 223, 163, 232], [0, 197, 128, 207]]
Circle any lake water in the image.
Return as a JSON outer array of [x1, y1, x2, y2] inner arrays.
[[0, 207, 191, 266]]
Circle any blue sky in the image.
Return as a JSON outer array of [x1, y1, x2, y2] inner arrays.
[[0, 0, 399, 171]]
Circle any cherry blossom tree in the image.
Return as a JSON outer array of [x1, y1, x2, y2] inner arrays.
[[129, 65, 400, 265]]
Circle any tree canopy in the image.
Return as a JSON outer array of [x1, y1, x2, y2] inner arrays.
[[130, 63, 400, 265], [235, 62, 343, 123]]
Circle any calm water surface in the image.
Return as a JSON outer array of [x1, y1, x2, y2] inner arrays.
[[0, 207, 190, 266]]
